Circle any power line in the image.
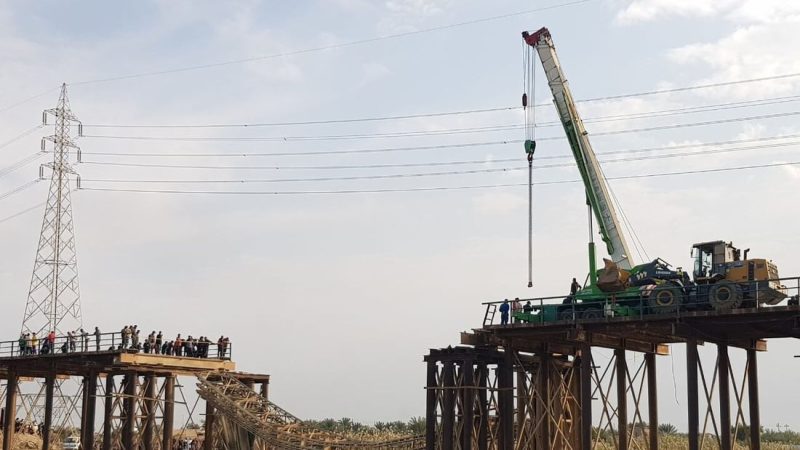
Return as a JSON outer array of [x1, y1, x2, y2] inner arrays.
[[80, 109, 800, 143], [84, 106, 517, 129], [68, 0, 593, 86], [576, 73, 800, 103], [82, 166, 525, 184], [0, 125, 44, 152], [79, 139, 521, 157], [78, 160, 800, 195], [0, 179, 41, 201], [81, 92, 800, 130], [0, 88, 61, 116], [79, 142, 800, 184], [74, 131, 800, 160], [0, 152, 46, 179], [80, 157, 520, 171], [0, 202, 45, 226], [78, 138, 800, 172]]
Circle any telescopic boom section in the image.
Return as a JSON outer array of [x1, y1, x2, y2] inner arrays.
[[523, 27, 633, 270]]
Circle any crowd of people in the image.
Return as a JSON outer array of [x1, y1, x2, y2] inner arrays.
[[118, 325, 230, 359], [16, 328, 101, 355], [12, 326, 230, 359]]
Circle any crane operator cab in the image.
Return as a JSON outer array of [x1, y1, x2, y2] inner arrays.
[[691, 240, 786, 309]]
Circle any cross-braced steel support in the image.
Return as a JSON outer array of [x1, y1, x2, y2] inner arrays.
[[425, 346, 581, 450], [685, 342, 763, 450]]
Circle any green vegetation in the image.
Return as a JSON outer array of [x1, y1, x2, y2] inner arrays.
[[304, 417, 425, 436]]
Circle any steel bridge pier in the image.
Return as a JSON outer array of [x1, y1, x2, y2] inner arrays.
[[426, 305, 799, 450], [1, 350, 268, 450]]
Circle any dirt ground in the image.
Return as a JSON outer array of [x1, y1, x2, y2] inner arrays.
[[0, 433, 55, 450]]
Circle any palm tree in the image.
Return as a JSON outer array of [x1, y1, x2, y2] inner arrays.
[[407, 417, 426, 434], [658, 423, 678, 435]]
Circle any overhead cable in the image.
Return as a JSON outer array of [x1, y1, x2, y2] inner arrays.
[[0, 179, 41, 201], [75, 132, 800, 159], [78, 139, 800, 173], [79, 161, 800, 195], [0, 202, 45, 226], [81, 109, 800, 143], [68, 0, 593, 86], [82, 92, 800, 130], [0, 125, 45, 152]]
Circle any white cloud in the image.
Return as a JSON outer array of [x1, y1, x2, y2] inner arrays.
[[667, 22, 800, 98], [385, 0, 451, 18], [615, 0, 737, 24]]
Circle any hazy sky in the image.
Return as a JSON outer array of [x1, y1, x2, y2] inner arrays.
[[1, 0, 799, 431]]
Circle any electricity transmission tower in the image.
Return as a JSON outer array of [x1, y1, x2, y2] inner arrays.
[[21, 83, 83, 337], [14, 83, 85, 429]]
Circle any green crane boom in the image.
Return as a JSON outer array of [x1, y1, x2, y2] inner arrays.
[[523, 27, 634, 272]]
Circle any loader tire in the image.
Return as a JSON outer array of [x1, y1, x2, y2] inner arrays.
[[708, 281, 743, 311], [647, 284, 684, 314], [581, 307, 603, 320]]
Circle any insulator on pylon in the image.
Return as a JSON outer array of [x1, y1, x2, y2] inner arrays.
[[42, 112, 47, 125], [78, 123, 83, 136], [38, 165, 44, 179], [522, 93, 528, 107], [77, 149, 82, 163], [76, 175, 81, 189], [41, 139, 46, 151]]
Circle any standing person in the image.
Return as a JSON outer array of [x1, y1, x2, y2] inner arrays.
[[512, 298, 522, 323], [47, 331, 56, 351], [80, 329, 89, 352], [18, 333, 26, 356], [67, 331, 76, 352], [148, 332, 156, 354], [121, 326, 130, 348], [132, 328, 140, 348], [217, 336, 224, 359], [173, 335, 183, 357], [570, 277, 581, 296], [155, 331, 163, 355], [31, 333, 39, 355], [94, 327, 101, 351], [499, 300, 510, 325], [222, 337, 230, 359]]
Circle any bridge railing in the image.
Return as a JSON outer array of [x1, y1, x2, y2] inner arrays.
[[0, 331, 233, 360], [481, 275, 800, 327]]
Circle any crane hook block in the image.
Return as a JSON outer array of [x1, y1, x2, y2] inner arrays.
[[522, 93, 528, 107], [524, 139, 536, 155]]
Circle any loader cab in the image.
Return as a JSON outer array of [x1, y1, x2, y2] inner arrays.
[[691, 241, 741, 282]]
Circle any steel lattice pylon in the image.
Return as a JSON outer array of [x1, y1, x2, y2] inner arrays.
[[21, 82, 83, 338]]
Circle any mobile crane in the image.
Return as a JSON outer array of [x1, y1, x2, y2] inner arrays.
[[517, 27, 786, 321]]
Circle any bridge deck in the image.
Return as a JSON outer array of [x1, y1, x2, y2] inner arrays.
[[0, 349, 236, 378], [471, 304, 800, 355]]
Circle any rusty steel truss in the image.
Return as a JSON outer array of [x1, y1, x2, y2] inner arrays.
[[198, 371, 425, 450], [426, 304, 800, 450]]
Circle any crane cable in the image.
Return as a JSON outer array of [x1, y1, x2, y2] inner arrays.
[[523, 40, 537, 288]]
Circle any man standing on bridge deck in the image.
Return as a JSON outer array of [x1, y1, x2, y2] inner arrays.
[[499, 299, 510, 325], [570, 278, 581, 296], [156, 331, 163, 354], [94, 327, 101, 351], [121, 325, 130, 348], [80, 329, 89, 352]]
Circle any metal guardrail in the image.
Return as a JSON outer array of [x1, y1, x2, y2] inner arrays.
[[0, 331, 232, 360], [482, 276, 800, 327]]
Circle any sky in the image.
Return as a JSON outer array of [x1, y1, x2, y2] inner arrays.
[[1, 0, 799, 432]]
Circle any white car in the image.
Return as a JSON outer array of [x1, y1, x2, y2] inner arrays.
[[63, 436, 81, 450]]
